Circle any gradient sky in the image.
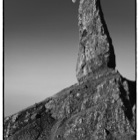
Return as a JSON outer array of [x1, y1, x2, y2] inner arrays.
[[4, 0, 135, 116]]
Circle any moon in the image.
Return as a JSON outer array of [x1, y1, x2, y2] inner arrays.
[[72, 0, 77, 3]]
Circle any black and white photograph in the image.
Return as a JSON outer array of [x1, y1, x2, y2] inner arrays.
[[4, 0, 136, 139]]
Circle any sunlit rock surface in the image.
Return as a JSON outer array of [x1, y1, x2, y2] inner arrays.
[[4, 0, 135, 140], [76, 0, 116, 82]]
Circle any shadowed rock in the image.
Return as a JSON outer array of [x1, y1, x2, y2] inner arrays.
[[4, 0, 135, 140]]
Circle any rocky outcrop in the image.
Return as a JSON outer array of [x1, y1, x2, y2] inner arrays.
[[4, 70, 136, 140], [4, 0, 136, 140], [76, 0, 116, 82]]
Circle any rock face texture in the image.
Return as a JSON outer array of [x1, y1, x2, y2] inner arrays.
[[4, 0, 136, 140], [76, 0, 116, 82], [4, 72, 136, 140]]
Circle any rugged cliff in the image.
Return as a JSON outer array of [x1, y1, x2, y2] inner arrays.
[[4, 0, 136, 140]]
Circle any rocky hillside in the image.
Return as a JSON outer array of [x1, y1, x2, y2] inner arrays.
[[4, 0, 136, 140]]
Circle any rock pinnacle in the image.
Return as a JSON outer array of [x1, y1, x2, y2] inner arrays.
[[76, 0, 116, 82]]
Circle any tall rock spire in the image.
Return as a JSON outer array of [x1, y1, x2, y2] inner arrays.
[[75, 0, 116, 82]]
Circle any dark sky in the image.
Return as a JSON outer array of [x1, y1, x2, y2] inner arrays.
[[4, 0, 135, 116]]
